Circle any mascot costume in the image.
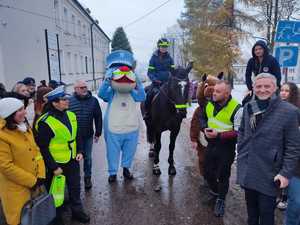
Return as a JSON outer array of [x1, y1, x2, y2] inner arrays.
[[98, 50, 146, 182]]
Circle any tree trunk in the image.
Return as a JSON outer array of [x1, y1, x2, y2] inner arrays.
[[271, 0, 279, 53]]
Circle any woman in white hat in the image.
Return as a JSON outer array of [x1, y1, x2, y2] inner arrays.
[[0, 97, 45, 225]]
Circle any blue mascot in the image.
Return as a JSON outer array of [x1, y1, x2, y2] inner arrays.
[[98, 50, 146, 183]]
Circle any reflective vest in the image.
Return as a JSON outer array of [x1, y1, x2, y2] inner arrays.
[[37, 111, 77, 164], [205, 99, 239, 132]]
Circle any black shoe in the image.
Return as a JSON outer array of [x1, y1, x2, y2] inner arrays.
[[84, 177, 92, 190], [123, 168, 134, 180], [108, 175, 117, 183], [51, 216, 65, 225], [214, 198, 225, 217], [72, 210, 90, 223]]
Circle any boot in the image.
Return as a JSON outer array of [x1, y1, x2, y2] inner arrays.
[[123, 168, 134, 180], [51, 215, 65, 225], [214, 198, 225, 217], [72, 210, 90, 223], [84, 177, 92, 190], [108, 175, 117, 183]]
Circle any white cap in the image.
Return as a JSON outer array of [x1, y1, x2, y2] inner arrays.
[[0, 98, 24, 119]]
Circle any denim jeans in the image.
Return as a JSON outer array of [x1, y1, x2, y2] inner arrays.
[[82, 137, 94, 178], [285, 177, 300, 225], [244, 188, 277, 225]]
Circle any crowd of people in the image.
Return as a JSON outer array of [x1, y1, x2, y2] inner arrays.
[[0, 38, 299, 225]]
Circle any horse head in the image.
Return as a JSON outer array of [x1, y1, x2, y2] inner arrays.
[[196, 72, 223, 104], [167, 63, 192, 114]]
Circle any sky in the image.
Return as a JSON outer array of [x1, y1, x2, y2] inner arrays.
[[80, 0, 185, 64]]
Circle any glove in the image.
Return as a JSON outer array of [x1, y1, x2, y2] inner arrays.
[[104, 68, 115, 80]]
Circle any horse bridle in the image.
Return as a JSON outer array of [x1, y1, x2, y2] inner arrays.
[[160, 77, 190, 111]]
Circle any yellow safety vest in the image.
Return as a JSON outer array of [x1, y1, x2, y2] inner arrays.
[[37, 111, 77, 163], [205, 98, 239, 132]]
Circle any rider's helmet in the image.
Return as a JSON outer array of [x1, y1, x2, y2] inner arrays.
[[157, 38, 171, 48]]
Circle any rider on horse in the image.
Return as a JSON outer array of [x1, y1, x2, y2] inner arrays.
[[144, 38, 175, 120]]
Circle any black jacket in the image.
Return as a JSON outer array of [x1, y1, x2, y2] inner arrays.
[[245, 41, 281, 90], [35, 107, 83, 171], [69, 92, 102, 138]]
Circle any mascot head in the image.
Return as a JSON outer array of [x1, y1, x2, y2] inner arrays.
[[106, 50, 137, 93]]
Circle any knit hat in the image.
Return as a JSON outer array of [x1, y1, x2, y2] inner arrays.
[[0, 97, 24, 119]]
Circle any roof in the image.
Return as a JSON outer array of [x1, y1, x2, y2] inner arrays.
[[72, 0, 111, 41]]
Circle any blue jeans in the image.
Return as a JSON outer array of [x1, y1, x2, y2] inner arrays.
[[244, 188, 277, 225], [285, 177, 300, 225], [82, 137, 94, 178]]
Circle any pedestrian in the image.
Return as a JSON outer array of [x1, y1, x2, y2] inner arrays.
[[0, 97, 45, 225], [200, 80, 242, 217], [38, 80, 47, 89], [98, 50, 146, 183], [32, 86, 53, 134], [144, 38, 175, 120], [22, 77, 36, 99], [243, 41, 281, 105], [0, 83, 6, 98], [276, 82, 300, 211], [69, 80, 102, 190], [35, 86, 90, 224], [7, 82, 30, 108], [237, 73, 300, 225]]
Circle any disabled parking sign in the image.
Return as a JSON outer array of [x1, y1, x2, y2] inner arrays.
[[275, 46, 298, 67]]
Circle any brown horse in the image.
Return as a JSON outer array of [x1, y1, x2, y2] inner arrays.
[[190, 72, 223, 176]]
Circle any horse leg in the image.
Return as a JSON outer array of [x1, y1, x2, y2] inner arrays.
[[146, 120, 155, 158], [168, 129, 179, 176], [153, 132, 162, 175]]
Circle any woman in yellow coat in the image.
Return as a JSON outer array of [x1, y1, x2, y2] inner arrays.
[[0, 97, 46, 225]]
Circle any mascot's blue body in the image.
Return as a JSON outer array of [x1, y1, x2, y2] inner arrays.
[[98, 50, 146, 176]]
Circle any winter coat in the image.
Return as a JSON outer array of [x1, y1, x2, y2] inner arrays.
[[245, 40, 281, 90], [69, 91, 102, 138], [147, 50, 175, 83], [237, 96, 300, 197], [0, 119, 45, 225]]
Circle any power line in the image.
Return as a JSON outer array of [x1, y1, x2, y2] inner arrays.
[[124, 0, 174, 28]]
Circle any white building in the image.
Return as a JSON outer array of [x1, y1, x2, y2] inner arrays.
[[0, 0, 110, 90]]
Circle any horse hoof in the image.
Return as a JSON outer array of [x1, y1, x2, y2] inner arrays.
[[168, 166, 176, 176], [153, 164, 161, 176], [148, 149, 155, 158]]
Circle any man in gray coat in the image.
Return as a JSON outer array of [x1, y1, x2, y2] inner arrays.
[[237, 73, 300, 225]]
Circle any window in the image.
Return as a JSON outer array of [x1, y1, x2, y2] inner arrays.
[[80, 56, 84, 73], [59, 50, 64, 74], [74, 54, 78, 74], [54, 0, 60, 25], [71, 15, 76, 36], [63, 7, 69, 33], [67, 52, 71, 74], [82, 24, 87, 44], [85, 56, 88, 73], [77, 20, 81, 39]]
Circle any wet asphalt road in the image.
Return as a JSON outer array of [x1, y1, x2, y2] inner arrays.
[[0, 109, 284, 225], [62, 116, 284, 225]]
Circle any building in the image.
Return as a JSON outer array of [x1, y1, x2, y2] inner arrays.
[[0, 0, 110, 90]]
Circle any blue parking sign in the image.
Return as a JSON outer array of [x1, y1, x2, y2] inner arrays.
[[276, 20, 300, 43], [275, 46, 298, 67]]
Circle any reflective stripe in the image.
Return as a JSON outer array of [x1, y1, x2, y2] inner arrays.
[[158, 42, 171, 47], [207, 118, 233, 132], [171, 65, 175, 68], [175, 104, 190, 109], [148, 66, 155, 70]]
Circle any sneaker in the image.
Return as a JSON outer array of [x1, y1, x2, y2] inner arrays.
[[123, 168, 134, 180], [72, 210, 90, 223], [108, 175, 117, 183], [277, 201, 288, 210], [84, 177, 92, 190], [214, 198, 225, 217]]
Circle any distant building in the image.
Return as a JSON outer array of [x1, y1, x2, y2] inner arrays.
[[0, 0, 110, 90]]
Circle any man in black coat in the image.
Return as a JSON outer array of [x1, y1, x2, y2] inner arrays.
[[237, 73, 300, 225], [243, 41, 281, 105], [69, 80, 102, 190]]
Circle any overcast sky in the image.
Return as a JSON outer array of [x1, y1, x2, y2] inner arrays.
[[80, 0, 185, 64]]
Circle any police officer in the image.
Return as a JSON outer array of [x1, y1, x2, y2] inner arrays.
[[35, 86, 90, 225], [200, 80, 242, 217], [144, 38, 175, 119]]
